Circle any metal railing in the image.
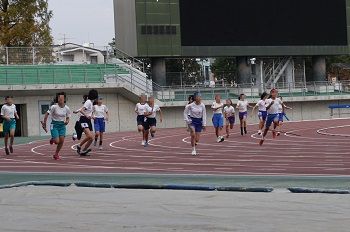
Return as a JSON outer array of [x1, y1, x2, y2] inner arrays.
[[153, 81, 350, 102], [0, 46, 145, 72], [0, 64, 153, 95]]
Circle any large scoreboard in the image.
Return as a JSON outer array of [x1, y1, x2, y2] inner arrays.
[[114, 0, 350, 57]]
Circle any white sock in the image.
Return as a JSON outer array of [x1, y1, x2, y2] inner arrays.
[[192, 147, 196, 152]]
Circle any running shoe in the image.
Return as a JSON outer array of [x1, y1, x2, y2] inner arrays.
[[50, 138, 55, 145], [99, 145, 103, 150], [5, 147, 10, 155], [9, 145, 13, 153], [277, 132, 281, 136], [144, 141, 149, 147], [53, 154, 61, 160], [151, 133, 155, 138], [258, 130, 262, 135], [219, 136, 225, 143], [141, 140, 145, 146], [216, 137, 221, 143], [76, 145, 81, 154], [80, 149, 92, 156], [192, 150, 197, 156]]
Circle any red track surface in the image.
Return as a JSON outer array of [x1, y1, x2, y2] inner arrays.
[[0, 119, 350, 176]]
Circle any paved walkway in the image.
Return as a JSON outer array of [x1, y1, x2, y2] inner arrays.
[[0, 186, 349, 232]]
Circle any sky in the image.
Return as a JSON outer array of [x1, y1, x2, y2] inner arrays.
[[48, 0, 115, 47]]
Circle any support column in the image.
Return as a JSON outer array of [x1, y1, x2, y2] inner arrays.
[[151, 58, 166, 87], [237, 57, 251, 84], [285, 59, 294, 84], [311, 56, 326, 82]]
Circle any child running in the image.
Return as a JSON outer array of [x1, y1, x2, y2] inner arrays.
[[92, 97, 109, 150], [223, 99, 235, 138], [184, 92, 207, 156], [135, 95, 149, 146], [144, 96, 163, 146], [259, 89, 282, 146], [74, 89, 99, 156], [186, 95, 194, 131], [42, 92, 70, 160], [1, 96, 19, 155], [236, 94, 252, 136], [211, 94, 225, 143], [251, 92, 268, 135], [276, 96, 292, 136], [73, 95, 88, 141]]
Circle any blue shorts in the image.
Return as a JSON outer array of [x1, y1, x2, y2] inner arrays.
[[239, 111, 248, 120], [212, 113, 224, 128], [94, 118, 106, 132], [258, 111, 267, 121], [278, 113, 284, 122], [266, 114, 279, 128], [226, 116, 235, 125], [3, 118, 16, 135], [51, 121, 66, 139], [190, 117, 203, 133]]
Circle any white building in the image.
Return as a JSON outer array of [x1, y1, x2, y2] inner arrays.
[[54, 43, 105, 64]]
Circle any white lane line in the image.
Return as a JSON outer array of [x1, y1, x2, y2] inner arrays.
[[316, 125, 350, 137]]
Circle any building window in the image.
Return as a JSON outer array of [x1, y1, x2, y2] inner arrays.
[[159, 26, 165, 35], [140, 25, 177, 35], [153, 25, 159, 35], [146, 26, 152, 35]]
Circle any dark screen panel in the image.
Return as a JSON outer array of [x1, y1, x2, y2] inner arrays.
[[179, 0, 348, 46]]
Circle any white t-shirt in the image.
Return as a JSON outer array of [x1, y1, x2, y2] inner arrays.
[[211, 102, 224, 114], [93, 105, 108, 118], [237, 100, 249, 113], [135, 103, 149, 116], [224, 106, 235, 117], [265, 98, 283, 114], [146, 104, 160, 118], [184, 102, 207, 126], [277, 102, 283, 114], [256, 100, 267, 112], [1, 104, 17, 118], [82, 100, 93, 117], [49, 104, 71, 122]]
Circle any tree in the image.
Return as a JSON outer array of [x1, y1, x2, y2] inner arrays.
[[211, 57, 237, 83], [326, 55, 350, 81], [0, 0, 53, 47], [166, 58, 201, 86]]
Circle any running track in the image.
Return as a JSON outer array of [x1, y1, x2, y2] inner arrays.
[[0, 119, 349, 176]]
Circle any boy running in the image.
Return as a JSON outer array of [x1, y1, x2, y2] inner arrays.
[[135, 95, 149, 146], [144, 96, 163, 146]]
